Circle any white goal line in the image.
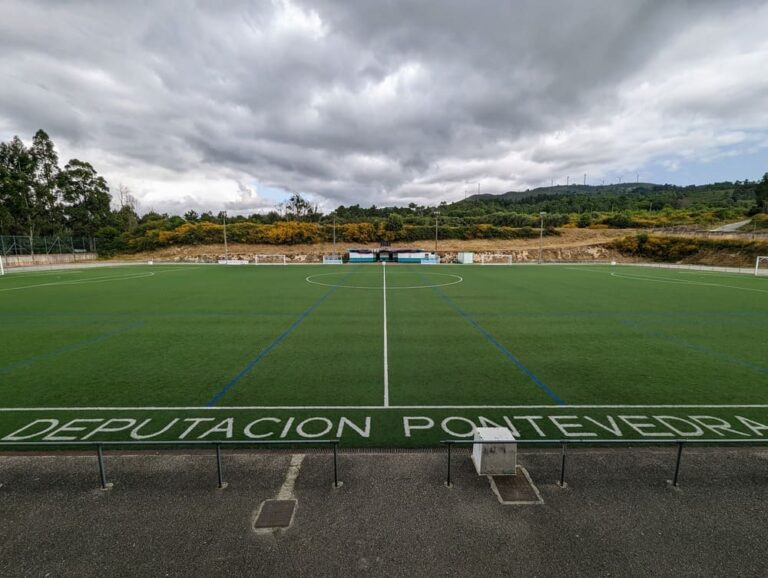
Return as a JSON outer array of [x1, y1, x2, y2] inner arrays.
[[1, 404, 768, 411]]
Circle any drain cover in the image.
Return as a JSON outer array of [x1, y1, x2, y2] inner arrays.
[[254, 499, 297, 529], [490, 466, 543, 505]]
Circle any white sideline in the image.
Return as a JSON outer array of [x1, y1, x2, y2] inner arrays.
[[383, 261, 390, 407], [1, 404, 768, 411]]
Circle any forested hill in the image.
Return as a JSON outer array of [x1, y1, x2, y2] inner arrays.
[[467, 182, 660, 202], [456, 181, 760, 215]]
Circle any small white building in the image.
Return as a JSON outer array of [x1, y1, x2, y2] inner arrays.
[[395, 249, 438, 263], [347, 249, 376, 263]]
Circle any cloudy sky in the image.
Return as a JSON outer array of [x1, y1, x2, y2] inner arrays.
[[1, 0, 767, 214]]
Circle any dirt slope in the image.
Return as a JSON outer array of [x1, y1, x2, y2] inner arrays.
[[122, 228, 632, 262]]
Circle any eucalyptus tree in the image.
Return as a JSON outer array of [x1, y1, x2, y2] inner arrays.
[[59, 159, 111, 250]]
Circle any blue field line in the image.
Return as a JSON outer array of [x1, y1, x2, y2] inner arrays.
[[621, 320, 768, 376], [1, 311, 296, 324], [469, 312, 768, 330], [206, 269, 358, 407], [472, 311, 768, 321], [416, 271, 566, 405], [0, 321, 145, 376]]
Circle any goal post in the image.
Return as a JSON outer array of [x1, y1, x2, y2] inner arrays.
[[756, 256, 768, 276], [0, 255, 4, 276], [323, 254, 343, 264], [254, 254, 287, 265], [480, 254, 514, 265]]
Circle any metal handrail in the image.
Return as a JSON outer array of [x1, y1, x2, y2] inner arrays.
[[0, 439, 341, 490], [440, 438, 768, 487]]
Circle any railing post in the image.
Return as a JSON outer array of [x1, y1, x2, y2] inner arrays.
[[558, 442, 567, 487], [446, 442, 452, 487], [673, 442, 683, 487], [333, 442, 339, 488], [96, 444, 110, 490], [215, 444, 226, 489]]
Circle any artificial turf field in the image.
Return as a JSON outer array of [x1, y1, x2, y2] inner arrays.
[[1, 262, 767, 446]]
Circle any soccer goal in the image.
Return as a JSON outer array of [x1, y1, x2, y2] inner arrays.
[[0, 255, 4, 276], [323, 254, 343, 264], [480, 254, 514, 265], [756, 256, 768, 276], [254, 254, 287, 265]]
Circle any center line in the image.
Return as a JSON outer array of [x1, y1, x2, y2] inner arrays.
[[383, 261, 390, 407]]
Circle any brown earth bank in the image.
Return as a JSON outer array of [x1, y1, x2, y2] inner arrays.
[[118, 228, 633, 264], [111, 228, 766, 267]]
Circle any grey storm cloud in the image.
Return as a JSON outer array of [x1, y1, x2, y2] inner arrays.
[[1, 0, 767, 213]]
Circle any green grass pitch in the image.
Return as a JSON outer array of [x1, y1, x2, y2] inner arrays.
[[1, 262, 767, 446]]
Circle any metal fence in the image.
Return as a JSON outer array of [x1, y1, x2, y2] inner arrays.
[[441, 438, 768, 487], [0, 439, 340, 490], [0, 235, 93, 256], [3, 438, 767, 491]]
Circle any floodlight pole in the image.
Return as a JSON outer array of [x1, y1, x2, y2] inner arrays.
[[538, 211, 546, 264], [223, 211, 228, 261], [333, 215, 337, 257], [434, 211, 440, 255]]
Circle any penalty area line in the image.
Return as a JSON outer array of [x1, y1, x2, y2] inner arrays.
[[2, 404, 768, 411]]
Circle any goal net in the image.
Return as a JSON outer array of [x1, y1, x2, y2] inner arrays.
[[480, 254, 514, 265], [323, 254, 343, 264], [756, 256, 768, 276], [254, 254, 287, 265]]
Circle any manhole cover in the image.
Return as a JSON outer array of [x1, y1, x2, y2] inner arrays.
[[254, 499, 297, 529], [490, 466, 543, 505]]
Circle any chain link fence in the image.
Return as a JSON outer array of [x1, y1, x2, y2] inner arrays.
[[0, 235, 93, 256]]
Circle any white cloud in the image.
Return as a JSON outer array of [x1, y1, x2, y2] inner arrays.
[[1, 0, 767, 212]]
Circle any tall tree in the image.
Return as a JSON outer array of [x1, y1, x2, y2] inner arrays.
[[115, 184, 139, 232], [0, 136, 37, 243], [59, 159, 111, 250], [29, 129, 62, 235], [756, 173, 768, 213], [284, 193, 317, 221]]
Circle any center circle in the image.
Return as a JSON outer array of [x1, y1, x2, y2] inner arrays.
[[305, 271, 464, 290]]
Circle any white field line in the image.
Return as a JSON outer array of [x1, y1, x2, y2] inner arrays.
[[276, 454, 305, 500], [305, 271, 463, 290], [383, 261, 389, 407], [0, 267, 198, 292], [565, 266, 768, 294], [2, 404, 768, 411], [0, 272, 157, 292], [0, 269, 86, 280], [609, 272, 768, 294]]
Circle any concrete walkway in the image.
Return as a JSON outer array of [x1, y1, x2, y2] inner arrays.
[[1, 448, 768, 577]]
